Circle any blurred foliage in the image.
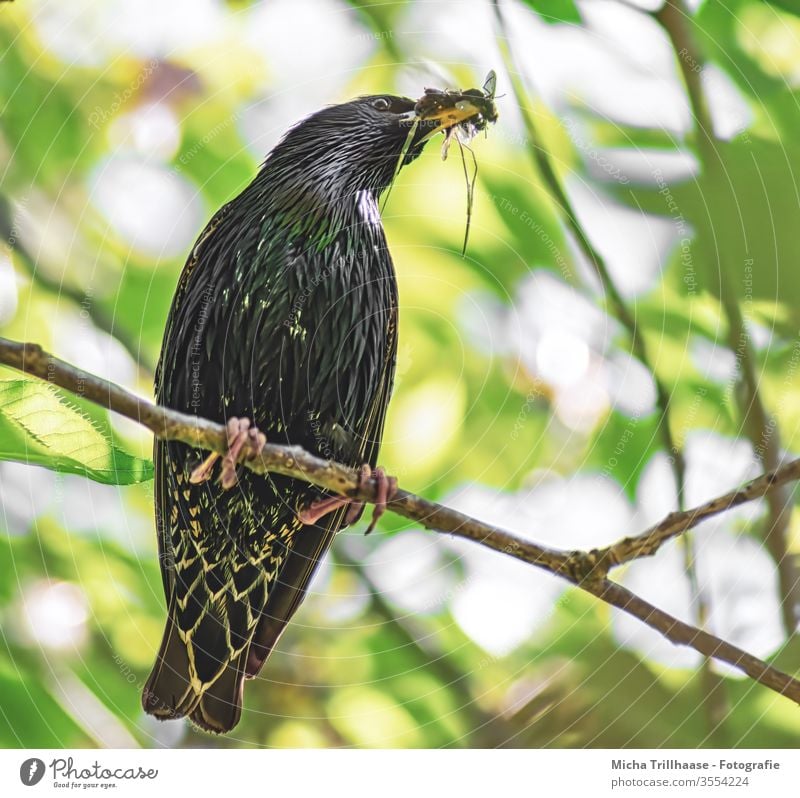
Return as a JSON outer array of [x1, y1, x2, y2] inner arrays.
[[1, 0, 799, 750], [523, 0, 582, 25]]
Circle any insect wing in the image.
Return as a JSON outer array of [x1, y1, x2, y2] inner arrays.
[[482, 70, 497, 99]]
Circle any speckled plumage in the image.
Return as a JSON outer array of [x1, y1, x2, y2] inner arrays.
[[143, 96, 432, 733]]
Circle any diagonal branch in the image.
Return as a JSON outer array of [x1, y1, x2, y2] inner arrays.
[[0, 334, 799, 704], [594, 465, 800, 570], [584, 580, 800, 700]]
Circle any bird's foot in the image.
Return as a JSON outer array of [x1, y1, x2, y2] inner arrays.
[[189, 417, 266, 489], [220, 418, 267, 489], [298, 464, 397, 534]]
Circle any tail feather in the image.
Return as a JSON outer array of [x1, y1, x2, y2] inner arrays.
[[246, 516, 341, 677], [143, 597, 250, 734], [142, 601, 197, 721], [189, 652, 247, 734]]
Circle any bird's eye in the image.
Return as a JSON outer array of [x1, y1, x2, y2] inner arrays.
[[372, 97, 390, 111]]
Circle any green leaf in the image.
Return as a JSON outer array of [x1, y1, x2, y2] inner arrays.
[[0, 379, 153, 485], [695, 0, 800, 136], [522, 0, 582, 25], [477, 170, 568, 289], [584, 410, 661, 500], [0, 27, 100, 190]]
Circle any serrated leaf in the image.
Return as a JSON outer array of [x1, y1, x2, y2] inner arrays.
[[0, 379, 153, 485]]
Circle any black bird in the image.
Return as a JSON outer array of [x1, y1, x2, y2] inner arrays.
[[143, 81, 497, 733]]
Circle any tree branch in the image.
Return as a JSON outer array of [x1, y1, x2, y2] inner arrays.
[[594, 464, 800, 570], [1, 334, 799, 704], [584, 580, 800, 701]]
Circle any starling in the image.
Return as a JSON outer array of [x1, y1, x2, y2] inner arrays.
[[143, 80, 497, 733]]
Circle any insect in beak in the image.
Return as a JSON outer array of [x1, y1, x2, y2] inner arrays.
[[408, 70, 500, 255], [414, 69, 499, 144], [383, 72, 499, 253]]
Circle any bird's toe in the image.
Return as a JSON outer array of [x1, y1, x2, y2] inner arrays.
[[363, 465, 398, 534], [219, 417, 266, 489], [189, 452, 220, 484]]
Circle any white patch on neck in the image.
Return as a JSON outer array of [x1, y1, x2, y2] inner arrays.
[[356, 190, 381, 226]]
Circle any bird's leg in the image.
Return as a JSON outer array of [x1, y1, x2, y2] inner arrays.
[[189, 417, 266, 489], [298, 464, 397, 534]]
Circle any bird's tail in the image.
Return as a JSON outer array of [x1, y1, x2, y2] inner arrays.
[[142, 593, 250, 734]]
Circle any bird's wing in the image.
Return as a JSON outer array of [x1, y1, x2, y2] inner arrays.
[[245, 298, 398, 677], [153, 202, 235, 602], [153, 438, 172, 599]]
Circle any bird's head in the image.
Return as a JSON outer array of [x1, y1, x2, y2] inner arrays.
[[265, 74, 498, 201], [284, 94, 430, 191]]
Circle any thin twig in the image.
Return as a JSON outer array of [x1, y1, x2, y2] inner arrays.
[[595, 465, 800, 569], [0, 334, 799, 704], [585, 580, 800, 701]]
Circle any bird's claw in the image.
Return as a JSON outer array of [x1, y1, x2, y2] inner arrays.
[[297, 494, 350, 525], [298, 463, 397, 533], [341, 464, 397, 533], [362, 465, 397, 534], [189, 417, 266, 489]]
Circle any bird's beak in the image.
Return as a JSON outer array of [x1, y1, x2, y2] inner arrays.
[[416, 99, 487, 135]]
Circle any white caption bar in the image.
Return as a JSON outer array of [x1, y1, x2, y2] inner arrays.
[[0, 749, 797, 797]]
